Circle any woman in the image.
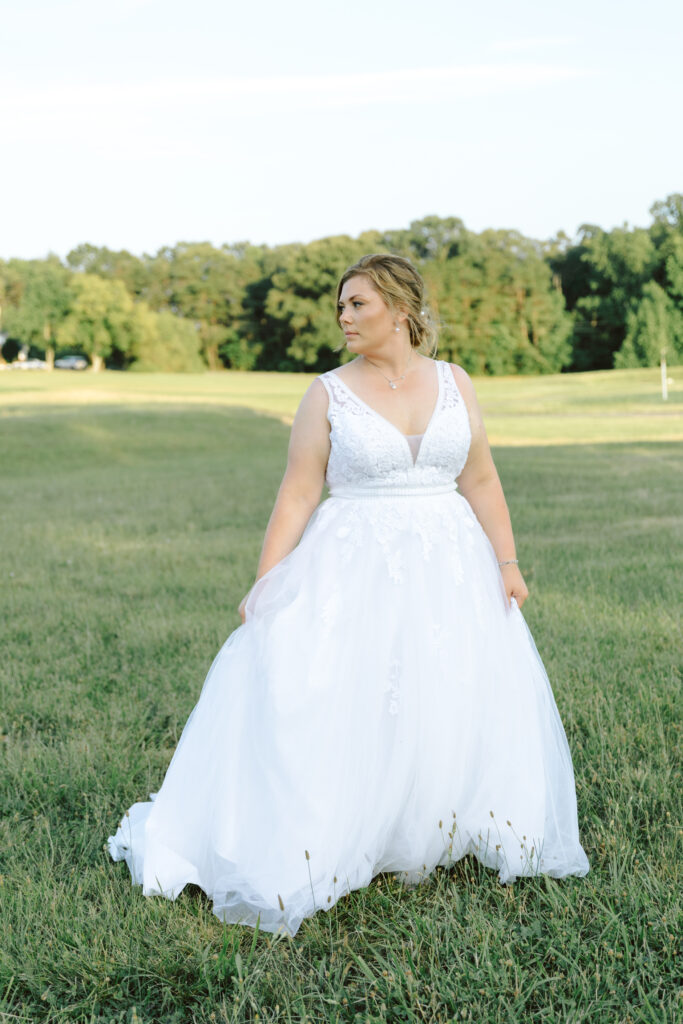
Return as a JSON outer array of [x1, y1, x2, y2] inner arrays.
[[109, 254, 590, 936]]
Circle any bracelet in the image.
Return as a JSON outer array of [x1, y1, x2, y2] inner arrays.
[[497, 558, 519, 567]]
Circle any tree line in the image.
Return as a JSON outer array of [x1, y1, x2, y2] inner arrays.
[[1, 194, 681, 375]]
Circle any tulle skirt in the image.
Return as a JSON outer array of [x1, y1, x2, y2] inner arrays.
[[109, 488, 590, 935]]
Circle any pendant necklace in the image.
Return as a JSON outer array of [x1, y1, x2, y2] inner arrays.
[[363, 347, 413, 389]]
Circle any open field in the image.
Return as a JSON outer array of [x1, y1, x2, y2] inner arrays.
[[0, 368, 681, 1022], [1, 364, 682, 445]]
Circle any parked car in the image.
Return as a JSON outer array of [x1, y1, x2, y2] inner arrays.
[[55, 355, 88, 370], [13, 358, 47, 369]]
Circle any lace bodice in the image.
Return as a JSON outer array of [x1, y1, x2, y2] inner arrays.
[[319, 360, 471, 492]]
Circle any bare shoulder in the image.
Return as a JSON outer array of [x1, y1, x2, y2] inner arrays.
[[298, 376, 330, 410], [290, 372, 329, 428]]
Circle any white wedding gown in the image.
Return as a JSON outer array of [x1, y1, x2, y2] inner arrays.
[[109, 359, 590, 935]]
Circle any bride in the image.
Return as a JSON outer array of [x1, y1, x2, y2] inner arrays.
[[109, 253, 590, 936]]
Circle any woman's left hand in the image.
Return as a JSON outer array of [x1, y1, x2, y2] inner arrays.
[[501, 563, 529, 609]]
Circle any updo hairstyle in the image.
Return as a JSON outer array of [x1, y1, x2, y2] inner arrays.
[[335, 253, 438, 357]]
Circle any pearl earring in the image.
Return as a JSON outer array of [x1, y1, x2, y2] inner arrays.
[[394, 325, 400, 333]]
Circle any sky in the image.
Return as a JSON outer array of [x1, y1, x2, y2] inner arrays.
[[1, 0, 681, 260]]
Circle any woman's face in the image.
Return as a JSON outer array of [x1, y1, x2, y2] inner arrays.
[[337, 275, 400, 353]]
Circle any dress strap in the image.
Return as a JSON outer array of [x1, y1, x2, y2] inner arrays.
[[439, 359, 463, 409], [317, 370, 336, 401], [317, 370, 363, 427], [318, 371, 336, 422]]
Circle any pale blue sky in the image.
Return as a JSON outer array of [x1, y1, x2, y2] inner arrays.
[[2, 0, 681, 259]]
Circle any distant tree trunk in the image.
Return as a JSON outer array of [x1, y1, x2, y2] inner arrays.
[[91, 353, 104, 372], [43, 323, 55, 370], [205, 344, 219, 371]]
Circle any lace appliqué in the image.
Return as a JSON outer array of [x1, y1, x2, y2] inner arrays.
[[330, 496, 474, 585], [319, 362, 472, 494], [316, 360, 476, 585]]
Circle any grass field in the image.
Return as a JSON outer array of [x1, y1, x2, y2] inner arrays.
[[2, 364, 682, 445], [0, 367, 681, 1023]]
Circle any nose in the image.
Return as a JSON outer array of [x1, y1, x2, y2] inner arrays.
[[339, 305, 353, 325]]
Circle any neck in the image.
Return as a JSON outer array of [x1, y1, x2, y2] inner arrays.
[[361, 345, 414, 380]]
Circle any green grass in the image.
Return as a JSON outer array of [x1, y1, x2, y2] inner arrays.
[[0, 370, 681, 1023], [2, 364, 682, 445]]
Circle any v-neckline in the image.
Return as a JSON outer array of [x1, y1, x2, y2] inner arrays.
[[331, 359, 443, 468]]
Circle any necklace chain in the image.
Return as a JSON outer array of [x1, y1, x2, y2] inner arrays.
[[362, 349, 413, 389]]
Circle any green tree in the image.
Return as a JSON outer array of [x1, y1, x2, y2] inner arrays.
[[648, 193, 683, 310], [263, 237, 369, 370], [129, 310, 205, 372], [404, 215, 468, 262], [146, 243, 248, 370], [560, 225, 656, 370], [607, 194, 683, 369], [57, 274, 141, 371], [615, 281, 683, 367], [649, 193, 683, 237], [0, 260, 24, 363], [66, 244, 149, 298], [423, 229, 571, 374], [2, 258, 72, 369], [240, 244, 304, 371]]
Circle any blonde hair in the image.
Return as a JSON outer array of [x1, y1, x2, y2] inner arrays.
[[335, 253, 438, 357]]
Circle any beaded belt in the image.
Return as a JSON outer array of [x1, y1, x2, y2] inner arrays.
[[329, 482, 457, 499]]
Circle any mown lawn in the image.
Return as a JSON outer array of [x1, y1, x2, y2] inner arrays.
[[2, 363, 682, 445], [0, 368, 680, 1023]]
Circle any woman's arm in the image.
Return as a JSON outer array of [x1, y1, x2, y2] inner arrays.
[[450, 364, 529, 609], [239, 378, 331, 620]]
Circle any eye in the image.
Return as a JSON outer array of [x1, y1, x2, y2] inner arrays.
[[353, 301, 363, 308]]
